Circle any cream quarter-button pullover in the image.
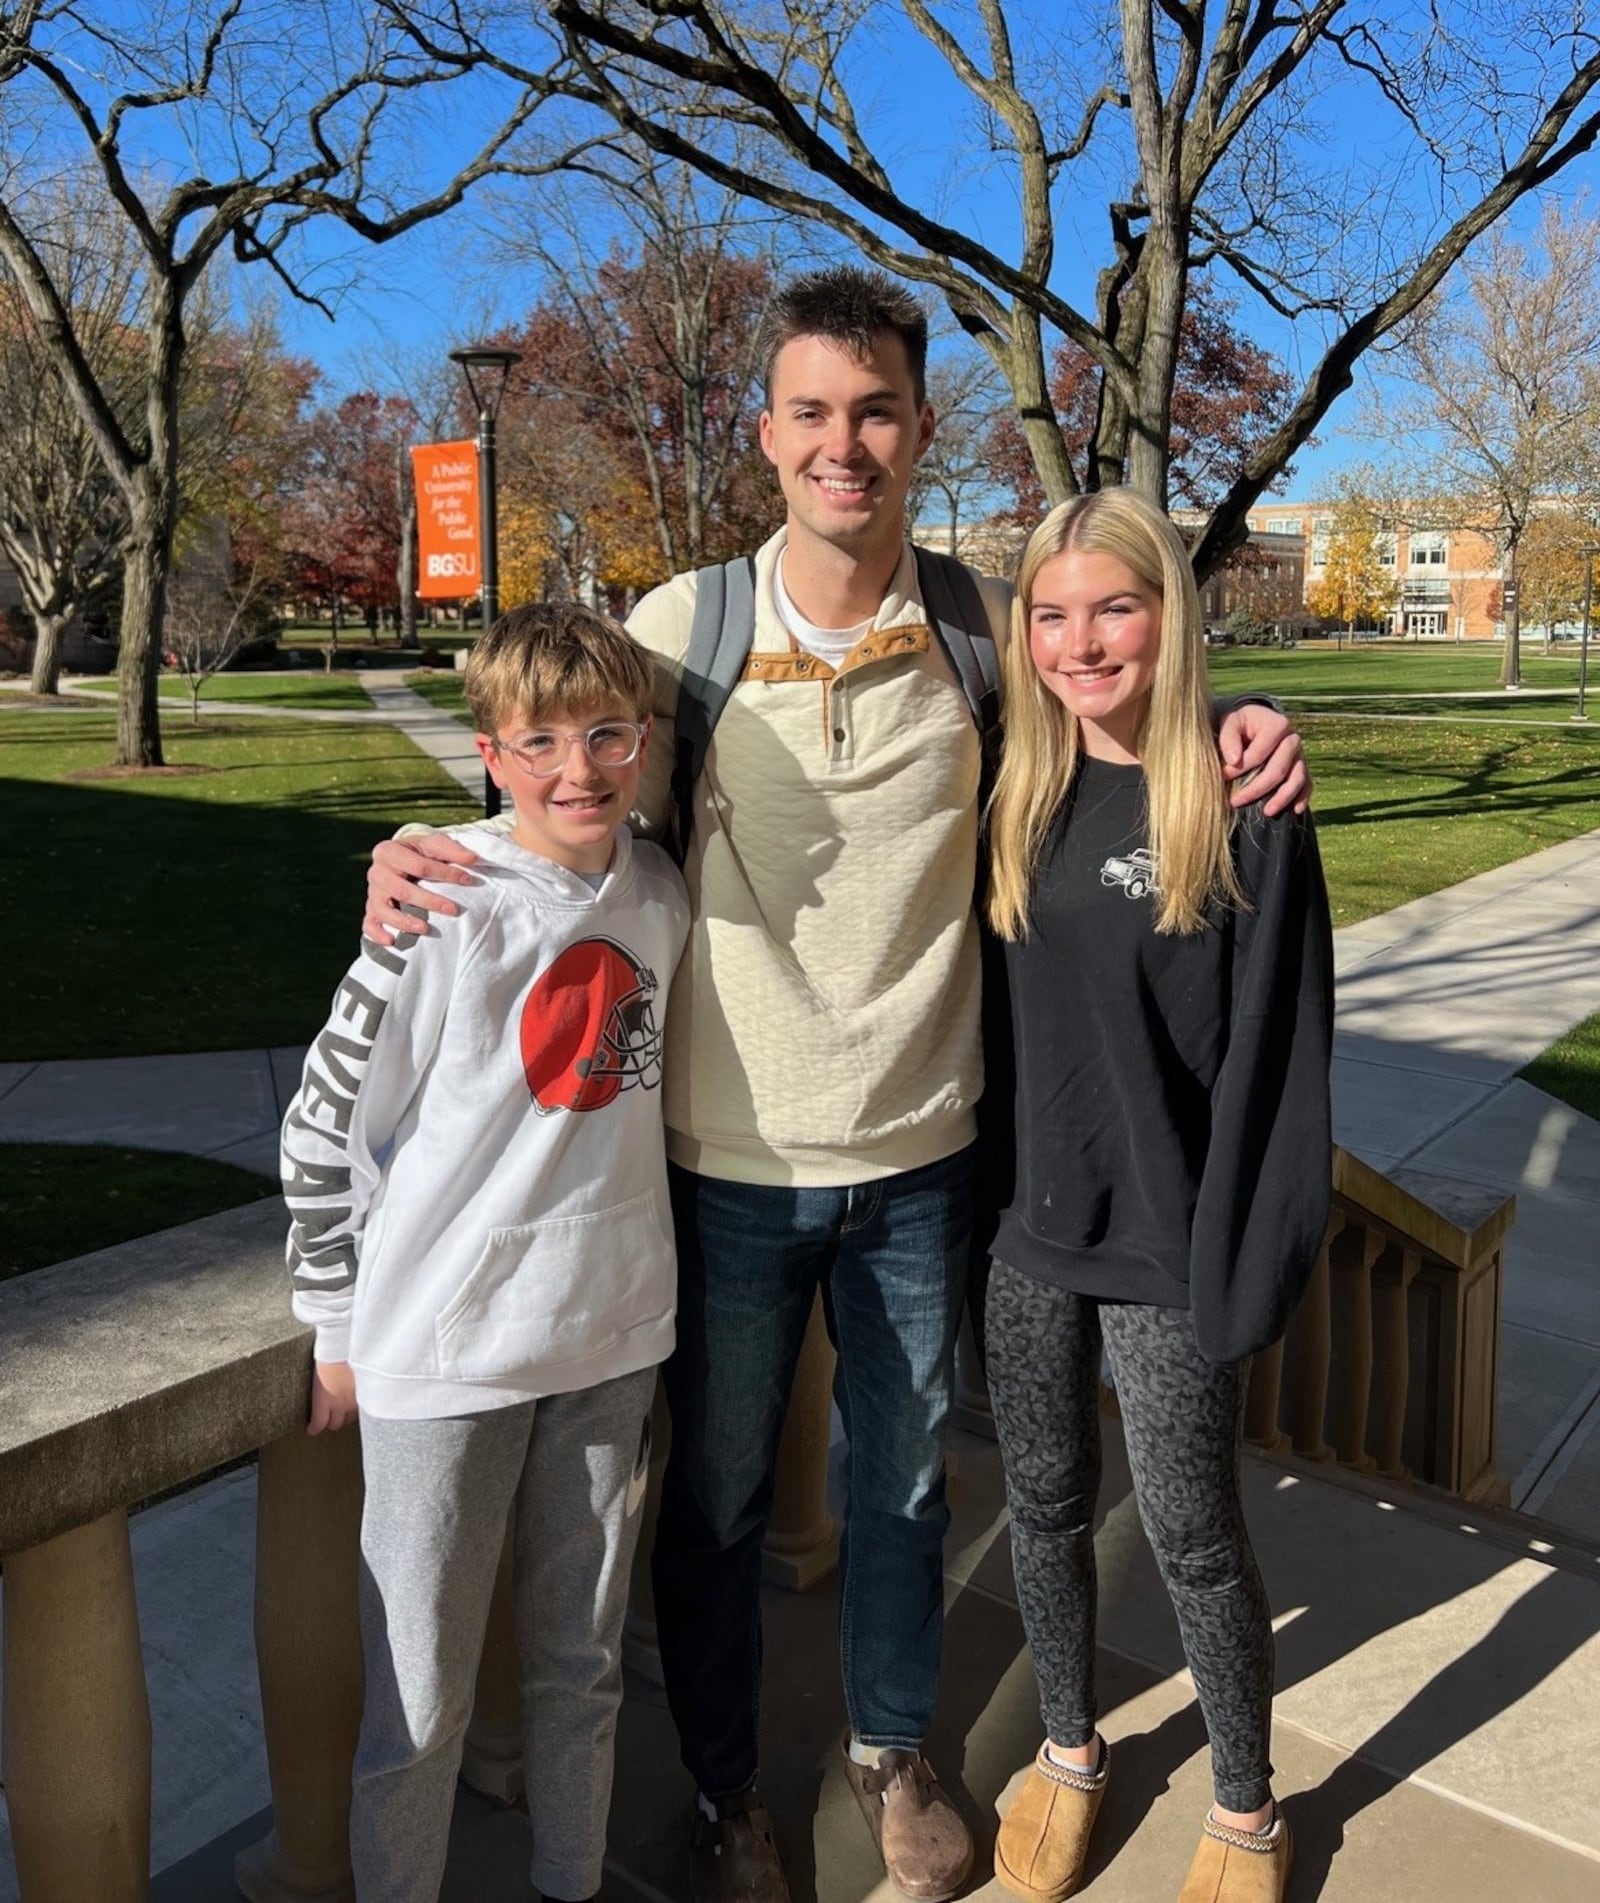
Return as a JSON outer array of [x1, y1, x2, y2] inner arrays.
[[627, 529, 1011, 1187]]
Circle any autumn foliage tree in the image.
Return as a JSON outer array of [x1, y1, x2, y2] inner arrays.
[[1517, 508, 1595, 640], [281, 392, 419, 652], [493, 373, 670, 607], [190, 319, 320, 616], [489, 158, 779, 582], [320, 392, 417, 628], [1305, 498, 1399, 638], [0, 202, 136, 693], [989, 281, 1295, 520], [0, 204, 315, 696]]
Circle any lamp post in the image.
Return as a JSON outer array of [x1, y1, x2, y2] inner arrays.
[[1576, 546, 1599, 724], [450, 344, 522, 816]]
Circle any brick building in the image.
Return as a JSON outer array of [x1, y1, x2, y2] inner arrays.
[[1191, 521, 1307, 633], [1249, 502, 1507, 639]]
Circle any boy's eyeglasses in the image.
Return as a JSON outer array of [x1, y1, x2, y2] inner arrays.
[[492, 720, 647, 778]]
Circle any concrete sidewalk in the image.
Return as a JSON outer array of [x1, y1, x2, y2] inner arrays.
[[5, 1412, 1597, 1903], [1329, 826, 1600, 1535], [356, 673, 485, 802]]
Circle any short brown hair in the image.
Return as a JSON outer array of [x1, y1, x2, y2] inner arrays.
[[464, 602, 655, 735], [757, 266, 929, 407]]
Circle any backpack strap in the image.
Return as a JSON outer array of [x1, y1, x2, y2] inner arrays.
[[913, 545, 1003, 789], [668, 556, 757, 866]]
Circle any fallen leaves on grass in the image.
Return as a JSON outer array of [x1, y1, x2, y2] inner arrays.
[[66, 764, 215, 779]]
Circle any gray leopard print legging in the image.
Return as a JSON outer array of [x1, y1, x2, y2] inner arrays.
[[985, 1261, 1275, 1812]]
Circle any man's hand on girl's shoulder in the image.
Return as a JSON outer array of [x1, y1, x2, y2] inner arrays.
[[1219, 703, 1312, 816]]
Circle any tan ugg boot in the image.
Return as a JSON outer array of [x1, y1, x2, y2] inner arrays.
[[1176, 1808, 1292, 1903], [993, 1740, 1108, 1903]]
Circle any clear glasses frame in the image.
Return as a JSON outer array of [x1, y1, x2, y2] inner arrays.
[[491, 719, 648, 778]]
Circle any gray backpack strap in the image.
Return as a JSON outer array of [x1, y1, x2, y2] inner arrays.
[[914, 545, 1002, 783], [668, 556, 757, 866]]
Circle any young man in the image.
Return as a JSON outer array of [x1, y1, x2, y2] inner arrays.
[[292, 604, 688, 1902], [365, 270, 1309, 1903]]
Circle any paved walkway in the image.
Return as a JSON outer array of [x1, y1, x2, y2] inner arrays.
[[354, 672, 485, 800], [6, 1399, 1599, 1901], [1330, 827, 1600, 1531]]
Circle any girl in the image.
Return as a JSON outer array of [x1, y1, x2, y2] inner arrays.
[[982, 491, 1333, 1903]]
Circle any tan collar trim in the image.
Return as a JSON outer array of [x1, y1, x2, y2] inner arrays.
[[742, 622, 931, 683]]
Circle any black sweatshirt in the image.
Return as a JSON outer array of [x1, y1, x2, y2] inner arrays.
[[984, 756, 1335, 1363]]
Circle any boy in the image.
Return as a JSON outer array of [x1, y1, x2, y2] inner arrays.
[[281, 602, 690, 1903]]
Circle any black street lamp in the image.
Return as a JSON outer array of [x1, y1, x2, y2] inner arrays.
[[450, 344, 522, 817], [1576, 546, 1599, 724]]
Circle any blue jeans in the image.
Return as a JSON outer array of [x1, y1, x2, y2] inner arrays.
[[652, 1146, 975, 1796]]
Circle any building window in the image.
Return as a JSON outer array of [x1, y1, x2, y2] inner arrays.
[[1268, 517, 1301, 534], [1376, 533, 1396, 568], [1409, 531, 1447, 567], [1309, 516, 1331, 572]]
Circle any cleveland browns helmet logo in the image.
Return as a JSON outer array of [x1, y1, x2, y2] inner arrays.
[[520, 937, 664, 1114]]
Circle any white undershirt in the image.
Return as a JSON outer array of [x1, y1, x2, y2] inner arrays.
[[773, 555, 872, 669]]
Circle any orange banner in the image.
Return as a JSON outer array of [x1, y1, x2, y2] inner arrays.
[[411, 440, 481, 599]]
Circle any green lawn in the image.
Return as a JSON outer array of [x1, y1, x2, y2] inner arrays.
[[1208, 645, 1586, 697], [6, 707, 473, 1059], [396, 674, 1600, 928], [1521, 1012, 1600, 1122], [278, 625, 475, 653], [1304, 718, 1600, 924], [154, 672, 380, 711], [1, 1144, 278, 1280], [403, 671, 470, 716], [10, 695, 1600, 1059]]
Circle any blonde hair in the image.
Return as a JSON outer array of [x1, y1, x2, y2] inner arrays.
[[464, 602, 655, 735], [986, 489, 1244, 939]]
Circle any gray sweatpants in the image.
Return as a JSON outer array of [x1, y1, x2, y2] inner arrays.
[[352, 1368, 657, 1902]]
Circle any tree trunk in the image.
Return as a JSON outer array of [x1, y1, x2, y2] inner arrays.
[[1005, 314, 1078, 505], [112, 278, 186, 770], [29, 612, 70, 695], [399, 528, 416, 646], [115, 485, 175, 768], [1129, 258, 1184, 510]]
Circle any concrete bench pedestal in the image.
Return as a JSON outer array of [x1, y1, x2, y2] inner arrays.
[[2, 1510, 151, 1901], [235, 1428, 364, 1903]]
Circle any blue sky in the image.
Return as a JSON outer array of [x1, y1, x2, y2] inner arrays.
[[73, 1, 1596, 507]]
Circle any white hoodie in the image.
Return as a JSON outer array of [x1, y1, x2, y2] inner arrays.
[[282, 825, 689, 1419]]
